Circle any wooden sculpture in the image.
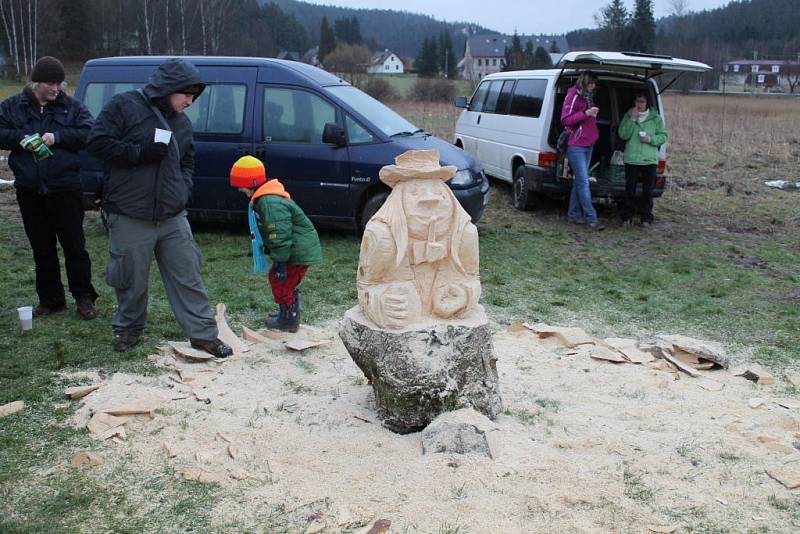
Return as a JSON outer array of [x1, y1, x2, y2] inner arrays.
[[357, 149, 481, 329]]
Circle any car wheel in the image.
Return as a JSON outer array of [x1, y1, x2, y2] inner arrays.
[[512, 166, 538, 211], [359, 191, 389, 234]]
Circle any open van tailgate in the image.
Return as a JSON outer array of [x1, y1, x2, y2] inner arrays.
[[558, 51, 711, 76]]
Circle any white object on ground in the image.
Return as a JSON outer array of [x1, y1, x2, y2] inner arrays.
[[17, 306, 32, 331]]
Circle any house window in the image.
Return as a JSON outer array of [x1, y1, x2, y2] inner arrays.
[[385, 65, 389, 70], [395, 65, 399, 70], [492, 58, 497, 66], [772, 65, 780, 73], [477, 59, 482, 66], [733, 64, 740, 72], [751, 64, 759, 73], [757, 74, 765, 83]]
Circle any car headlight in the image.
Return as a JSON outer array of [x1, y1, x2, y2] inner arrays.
[[450, 169, 476, 186]]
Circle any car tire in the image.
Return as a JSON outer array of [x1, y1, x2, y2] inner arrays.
[[359, 191, 389, 234], [512, 166, 538, 211]]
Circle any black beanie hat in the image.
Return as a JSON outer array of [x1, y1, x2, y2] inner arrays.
[[31, 56, 65, 83]]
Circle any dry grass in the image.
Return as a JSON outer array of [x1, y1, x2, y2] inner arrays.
[[663, 94, 800, 185], [389, 100, 462, 141]]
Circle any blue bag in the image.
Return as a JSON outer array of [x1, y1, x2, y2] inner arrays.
[[247, 203, 269, 273]]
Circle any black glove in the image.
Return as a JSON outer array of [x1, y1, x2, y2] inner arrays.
[[271, 261, 287, 281], [140, 141, 169, 163]]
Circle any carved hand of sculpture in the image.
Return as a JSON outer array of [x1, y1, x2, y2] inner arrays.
[[432, 283, 468, 318], [363, 281, 422, 329]]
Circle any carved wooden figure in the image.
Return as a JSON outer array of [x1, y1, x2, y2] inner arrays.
[[357, 150, 481, 329]]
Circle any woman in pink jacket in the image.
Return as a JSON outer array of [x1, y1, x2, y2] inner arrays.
[[561, 71, 604, 230]]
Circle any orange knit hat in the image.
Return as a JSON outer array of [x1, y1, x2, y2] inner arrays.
[[230, 155, 267, 188]]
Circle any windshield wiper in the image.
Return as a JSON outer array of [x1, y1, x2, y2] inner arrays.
[[390, 129, 427, 137]]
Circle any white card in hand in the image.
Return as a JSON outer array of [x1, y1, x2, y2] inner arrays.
[[154, 128, 172, 144]]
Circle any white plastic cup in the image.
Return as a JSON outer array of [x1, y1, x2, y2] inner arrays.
[[17, 306, 33, 331]]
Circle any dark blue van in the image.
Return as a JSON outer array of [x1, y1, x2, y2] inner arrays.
[[75, 56, 490, 230]]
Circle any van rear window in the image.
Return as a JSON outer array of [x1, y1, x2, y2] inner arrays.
[[84, 83, 139, 117], [185, 84, 246, 134], [509, 79, 547, 118], [83, 82, 246, 135]]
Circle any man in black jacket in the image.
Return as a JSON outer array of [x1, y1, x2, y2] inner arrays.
[[0, 56, 98, 319], [87, 58, 232, 357]]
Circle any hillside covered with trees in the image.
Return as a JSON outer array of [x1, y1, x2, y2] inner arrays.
[[568, 0, 799, 87], [263, 0, 493, 59]]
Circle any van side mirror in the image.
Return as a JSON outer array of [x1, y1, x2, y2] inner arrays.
[[454, 96, 468, 109], [322, 123, 347, 147]]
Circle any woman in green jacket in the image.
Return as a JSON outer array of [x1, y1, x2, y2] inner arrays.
[[618, 92, 668, 227]]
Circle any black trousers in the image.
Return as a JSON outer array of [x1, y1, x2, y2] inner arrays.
[[621, 164, 656, 223], [15, 188, 98, 307]]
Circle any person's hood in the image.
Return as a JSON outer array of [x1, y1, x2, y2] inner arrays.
[[142, 58, 206, 100], [252, 179, 291, 201]]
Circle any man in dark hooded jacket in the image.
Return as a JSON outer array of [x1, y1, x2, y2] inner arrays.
[[87, 58, 232, 357], [0, 56, 98, 320]]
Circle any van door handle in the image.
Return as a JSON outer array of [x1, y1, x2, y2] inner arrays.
[[477, 114, 482, 125], [254, 147, 266, 160], [237, 147, 250, 157]]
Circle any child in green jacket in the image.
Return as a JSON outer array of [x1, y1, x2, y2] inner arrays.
[[618, 91, 669, 227], [230, 156, 322, 332]]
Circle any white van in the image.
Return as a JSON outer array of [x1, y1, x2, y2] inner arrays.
[[453, 51, 711, 210]]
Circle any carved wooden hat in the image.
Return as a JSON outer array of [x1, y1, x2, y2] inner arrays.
[[379, 149, 457, 188]]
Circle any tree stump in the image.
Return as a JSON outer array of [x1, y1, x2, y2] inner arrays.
[[339, 306, 503, 433]]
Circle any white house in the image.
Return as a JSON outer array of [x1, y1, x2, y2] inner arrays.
[[720, 59, 799, 92], [367, 50, 404, 74], [458, 33, 569, 81]]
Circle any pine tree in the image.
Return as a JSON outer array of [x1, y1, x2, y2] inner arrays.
[[503, 32, 525, 71], [415, 37, 439, 77], [53, 0, 93, 60], [533, 46, 553, 68], [350, 16, 362, 44], [596, 0, 629, 50], [319, 16, 337, 63], [425, 37, 439, 77], [523, 39, 535, 69], [439, 31, 457, 79], [629, 0, 656, 53]]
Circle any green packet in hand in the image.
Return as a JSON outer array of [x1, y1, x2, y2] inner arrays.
[[20, 133, 53, 161]]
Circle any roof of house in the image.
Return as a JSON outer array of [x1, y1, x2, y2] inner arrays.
[[370, 50, 401, 66], [726, 59, 788, 65], [277, 50, 301, 61], [466, 34, 569, 58]]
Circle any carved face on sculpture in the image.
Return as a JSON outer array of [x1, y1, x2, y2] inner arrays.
[[401, 179, 454, 239]]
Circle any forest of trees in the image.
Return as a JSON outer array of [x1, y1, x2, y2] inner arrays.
[[569, 0, 800, 88], [265, 0, 490, 61], [0, 0, 311, 78], [414, 32, 457, 78], [1, 0, 797, 88], [501, 33, 555, 72]]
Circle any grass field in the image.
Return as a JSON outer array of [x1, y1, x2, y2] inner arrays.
[[374, 73, 475, 100], [1, 85, 799, 531]]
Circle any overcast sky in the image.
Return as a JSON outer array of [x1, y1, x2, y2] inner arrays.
[[307, 0, 733, 34]]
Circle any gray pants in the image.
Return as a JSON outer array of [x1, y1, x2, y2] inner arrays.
[[105, 211, 218, 340]]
